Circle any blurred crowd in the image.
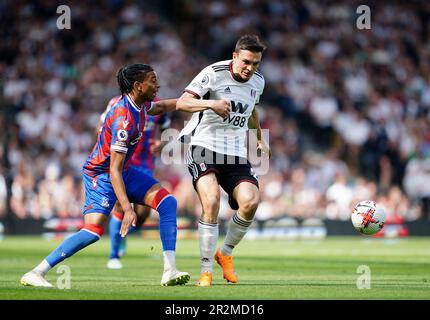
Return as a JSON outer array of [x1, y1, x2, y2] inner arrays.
[[1, 0, 429, 223]]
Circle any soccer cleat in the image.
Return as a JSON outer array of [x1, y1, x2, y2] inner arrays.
[[107, 258, 123, 269], [195, 271, 212, 287], [160, 269, 190, 286], [20, 270, 53, 287], [215, 249, 238, 283]]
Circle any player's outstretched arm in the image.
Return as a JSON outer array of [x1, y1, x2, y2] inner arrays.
[[176, 92, 231, 119], [147, 99, 178, 116], [248, 107, 271, 159], [110, 150, 137, 237]]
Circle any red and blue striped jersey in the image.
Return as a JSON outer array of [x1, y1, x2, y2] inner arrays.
[[100, 96, 170, 171], [83, 95, 149, 177]]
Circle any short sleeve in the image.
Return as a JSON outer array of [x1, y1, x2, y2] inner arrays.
[[110, 108, 133, 153], [255, 78, 265, 105], [101, 96, 121, 123], [100, 109, 108, 124], [184, 66, 216, 99]]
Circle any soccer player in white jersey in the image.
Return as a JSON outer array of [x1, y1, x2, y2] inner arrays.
[[176, 35, 270, 286]]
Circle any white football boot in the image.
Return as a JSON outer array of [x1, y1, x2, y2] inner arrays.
[[160, 269, 190, 286], [20, 270, 53, 287], [107, 258, 123, 269]]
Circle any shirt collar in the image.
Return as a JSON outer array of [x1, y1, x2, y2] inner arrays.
[[126, 94, 142, 112]]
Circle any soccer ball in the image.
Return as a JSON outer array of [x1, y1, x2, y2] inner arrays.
[[351, 200, 386, 236]]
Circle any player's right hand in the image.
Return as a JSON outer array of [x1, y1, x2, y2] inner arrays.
[[120, 208, 137, 237], [211, 99, 231, 119]]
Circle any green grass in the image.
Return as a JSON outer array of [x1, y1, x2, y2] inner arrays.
[[1, 236, 430, 299]]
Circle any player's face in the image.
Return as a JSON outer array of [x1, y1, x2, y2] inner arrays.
[[232, 50, 262, 81], [136, 71, 160, 101]]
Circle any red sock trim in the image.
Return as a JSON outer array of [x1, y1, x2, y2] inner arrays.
[[151, 188, 171, 209], [82, 224, 104, 237], [112, 211, 124, 221]]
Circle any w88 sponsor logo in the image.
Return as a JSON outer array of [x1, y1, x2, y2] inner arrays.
[[224, 115, 247, 127]]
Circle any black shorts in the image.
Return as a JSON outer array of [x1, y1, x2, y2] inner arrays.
[[187, 146, 259, 210]]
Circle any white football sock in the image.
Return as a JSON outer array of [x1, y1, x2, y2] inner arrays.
[[33, 259, 52, 276], [198, 220, 218, 273], [220, 212, 253, 256], [163, 250, 176, 271]]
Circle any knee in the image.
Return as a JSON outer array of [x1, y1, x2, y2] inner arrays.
[[201, 194, 220, 215], [238, 193, 260, 214], [112, 211, 124, 221], [152, 188, 176, 210], [82, 224, 105, 238], [166, 195, 178, 210]]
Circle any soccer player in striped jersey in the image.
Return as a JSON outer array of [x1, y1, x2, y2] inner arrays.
[[101, 95, 172, 269], [21, 64, 190, 287], [176, 35, 271, 286]]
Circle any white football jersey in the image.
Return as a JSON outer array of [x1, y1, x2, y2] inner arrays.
[[178, 60, 265, 158]]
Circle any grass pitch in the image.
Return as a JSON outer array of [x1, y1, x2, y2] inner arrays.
[[1, 236, 429, 300]]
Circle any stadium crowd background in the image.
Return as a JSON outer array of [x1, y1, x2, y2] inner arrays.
[[0, 0, 429, 227]]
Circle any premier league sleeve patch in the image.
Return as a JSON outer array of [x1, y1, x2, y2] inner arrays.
[[111, 128, 129, 153], [117, 129, 128, 141], [186, 67, 214, 97], [200, 74, 210, 85]]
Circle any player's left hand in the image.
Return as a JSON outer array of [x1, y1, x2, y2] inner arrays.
[[120, 208, 137, 237], [257, 139, 271, 159], [149, 139, 162, 156]]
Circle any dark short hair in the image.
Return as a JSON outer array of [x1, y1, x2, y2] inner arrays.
[[117, 63, 154, 96], [235, 34, 266, 53]]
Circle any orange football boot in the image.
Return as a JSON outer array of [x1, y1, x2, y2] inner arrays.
[[215, 249, 238, 283], [196, 271, 212, 287]]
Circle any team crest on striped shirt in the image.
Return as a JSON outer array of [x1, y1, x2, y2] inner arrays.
[[101, 197, 109, 208]]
